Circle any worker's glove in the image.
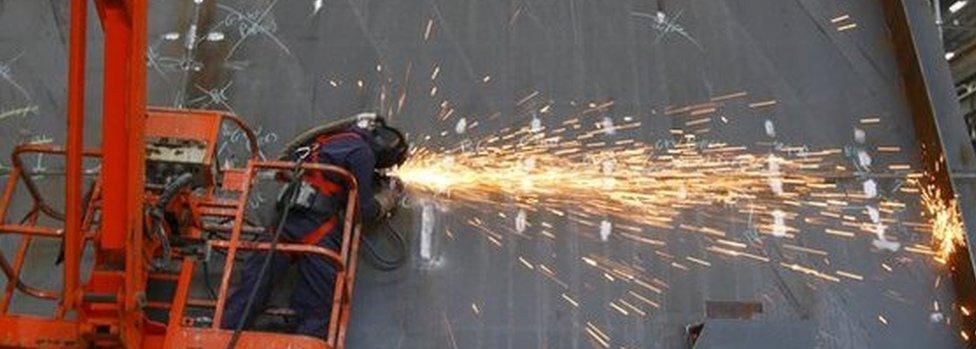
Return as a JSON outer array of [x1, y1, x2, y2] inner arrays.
[[373, 188, 401, 220], [383, 176, 404, 196]]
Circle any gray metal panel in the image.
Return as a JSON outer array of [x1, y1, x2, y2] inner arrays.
[[880, 0, 976, 342], [693, 319, 815, 349], [0, 0, 968, 348]]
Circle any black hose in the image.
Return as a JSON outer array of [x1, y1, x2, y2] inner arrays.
[[146, 216, 171, 270], [227, 161, 306, 349], [146, 173, 196, 270], [56, 181, 96, 265], [158, 173, 195, 209], [202, 256, 218, 299], [361, 220, 407, 271], [277, 117, 357, 161], [201, 231, 219, 300]]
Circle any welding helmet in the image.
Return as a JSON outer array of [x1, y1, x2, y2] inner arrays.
[[360, 114, 408, 169]]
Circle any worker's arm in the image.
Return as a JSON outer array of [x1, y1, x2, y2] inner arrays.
[[347, 146, 382, 220]]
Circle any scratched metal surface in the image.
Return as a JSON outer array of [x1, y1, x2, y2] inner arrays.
[[0, 0, 967, 348]]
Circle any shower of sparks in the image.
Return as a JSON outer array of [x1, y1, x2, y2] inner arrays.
[[383, 78, 964, 345], [398, 133, 965, 266], [921, 185, 967, 264], [397, 135, 842, 234], [393, 110, 926, 254]]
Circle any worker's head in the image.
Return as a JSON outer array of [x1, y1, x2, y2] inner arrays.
[[353, 112, 408, 169]]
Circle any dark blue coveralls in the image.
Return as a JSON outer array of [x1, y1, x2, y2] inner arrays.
[[222, 127, 380, 338]]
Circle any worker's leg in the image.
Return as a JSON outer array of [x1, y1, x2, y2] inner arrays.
[[290, 232, 341, 338], [221, 247, 291, 330]]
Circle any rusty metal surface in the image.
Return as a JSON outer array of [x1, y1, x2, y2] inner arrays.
[[0, 0, 969, 348]]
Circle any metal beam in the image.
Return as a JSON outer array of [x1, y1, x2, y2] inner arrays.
[[93, 0, 148, 345], [63, 0, 87, 316], [880, 0, 976, 333]]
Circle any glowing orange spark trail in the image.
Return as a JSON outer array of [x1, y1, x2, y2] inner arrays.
[[398, 94, 964, 271], [921, 185, 967, 264], [395, 133, 853, 239]]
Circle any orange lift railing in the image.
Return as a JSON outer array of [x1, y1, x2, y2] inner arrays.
[[0, 1, 362, 348]]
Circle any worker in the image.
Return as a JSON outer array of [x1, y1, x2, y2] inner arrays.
[[221, 112, 408, 338]]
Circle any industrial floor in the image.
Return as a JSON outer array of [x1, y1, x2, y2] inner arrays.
[[0, 0, 968, 348]]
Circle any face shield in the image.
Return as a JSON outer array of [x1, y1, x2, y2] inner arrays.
[[370, 123, 408, 169]]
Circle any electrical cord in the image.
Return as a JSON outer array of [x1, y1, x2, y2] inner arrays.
[[227, 156, 308, 349]]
